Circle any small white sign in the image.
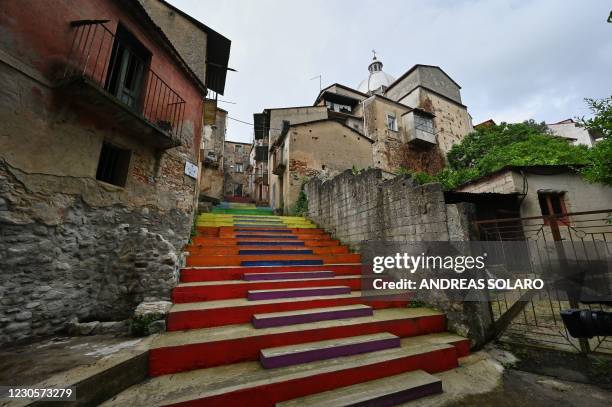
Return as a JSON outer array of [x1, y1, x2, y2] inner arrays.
[[184, 161, 199, 179]]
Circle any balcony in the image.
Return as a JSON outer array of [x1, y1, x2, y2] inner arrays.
[[201, 148, 221, 168], [271, 148, 286, 175], [402, 109, 436, 147], [59, 20, 186, 150]]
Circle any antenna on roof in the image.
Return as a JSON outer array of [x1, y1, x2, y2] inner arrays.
[[310, 74, 322, 92]]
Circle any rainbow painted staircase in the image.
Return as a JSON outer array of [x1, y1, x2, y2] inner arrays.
[[105, 203, 470, 406]]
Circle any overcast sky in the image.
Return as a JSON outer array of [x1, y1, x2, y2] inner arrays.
[[168, 0, 611, 143]]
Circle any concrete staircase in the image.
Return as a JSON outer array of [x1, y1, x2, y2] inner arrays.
[[104, 202, 470, 406]]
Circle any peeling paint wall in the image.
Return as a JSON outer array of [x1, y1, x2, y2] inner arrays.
[[283, 121, 373, 213]]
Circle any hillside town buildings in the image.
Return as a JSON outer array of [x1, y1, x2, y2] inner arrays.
[[255, 55, 474, 213]]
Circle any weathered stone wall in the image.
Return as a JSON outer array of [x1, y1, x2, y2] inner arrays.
[[0, 161, 187, 346], [305, 169, 492, 347]]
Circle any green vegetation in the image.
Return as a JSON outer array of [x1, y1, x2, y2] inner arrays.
[[291, 182, 309, 216], [399, 96, 612, 189], [578, 96, 612, 186]]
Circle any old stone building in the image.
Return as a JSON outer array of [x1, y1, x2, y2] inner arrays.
[[200, 105, 227, 200], [258, 54, 473, 213], [270, 120, 373, 212], [223, 140, 251, 199], [0, 0, 230, 345]]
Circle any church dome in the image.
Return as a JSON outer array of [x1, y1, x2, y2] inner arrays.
[[357, 54, 396, 94]]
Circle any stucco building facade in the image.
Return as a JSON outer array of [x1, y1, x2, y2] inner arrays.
[[223, 141, 251, 198]]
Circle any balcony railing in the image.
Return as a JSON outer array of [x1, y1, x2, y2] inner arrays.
[[63, 20, 185, 141]]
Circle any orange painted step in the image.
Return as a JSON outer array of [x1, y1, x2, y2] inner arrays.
[[186, 253, 361, 267], [185, 246, 349, 255], [180, 264, 362, 282], [172, 276, 361, 303], [167, 294, 410, 330], [191, 237, 340, 247]]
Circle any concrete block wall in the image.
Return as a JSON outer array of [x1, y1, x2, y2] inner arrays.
[[305, 169, 492, 347], [306, 169, 452, 250]]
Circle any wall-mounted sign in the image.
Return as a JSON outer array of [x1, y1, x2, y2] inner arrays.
[[184, 161, 199, 179]]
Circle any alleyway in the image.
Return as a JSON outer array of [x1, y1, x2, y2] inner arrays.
[[103, 202, 470, 405]]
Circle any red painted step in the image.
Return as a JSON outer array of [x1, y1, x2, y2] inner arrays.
[[162, 344, 458, 407], [186, 253, 361, 267], [172, 276, 361, 303], [167, 294, 410, 330], [180, 264, 361, 282], [149, 309, 446, 376], [185, 245, 349, 255]]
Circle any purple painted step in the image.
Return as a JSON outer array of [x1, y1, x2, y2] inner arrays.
[[252, 304, 372, 328], [259, 333, 400, 369], [247, 286, 351, 301], [243, 270, 335, 281], [276, 370, 442, 406]]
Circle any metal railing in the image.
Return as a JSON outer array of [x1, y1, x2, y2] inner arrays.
[[474, 209, 612, 355], [63, 20, 185, 138]]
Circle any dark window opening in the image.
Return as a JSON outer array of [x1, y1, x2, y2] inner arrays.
[[105, 24, 151, 110], [96, 142, 131, 187], [538, 192, 569, 224]]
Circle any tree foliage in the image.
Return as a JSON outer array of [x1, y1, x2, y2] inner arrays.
[[406, 120, 589, 189], [577, 96, 612, 139], [578, 96, 612, 186], [399, 96, 612, 189]]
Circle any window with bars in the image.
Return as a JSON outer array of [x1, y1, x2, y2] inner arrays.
[[538, 191, 569, 224], [95, 142, 131, 187]]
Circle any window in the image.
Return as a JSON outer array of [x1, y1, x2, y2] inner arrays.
[[235, 163, 243, 173], [538, 192, 569, 224], [235, 144, 242, 153], [96, 142, 131, 187], [106, 24, 151, 109], [386, 114, 397, 131], [415, 113, 434, 134]]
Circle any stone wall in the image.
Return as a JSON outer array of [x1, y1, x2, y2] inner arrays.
[[305, 169, 492, 347], [0, 161, 188, 346], [0, 29, 198, 345]]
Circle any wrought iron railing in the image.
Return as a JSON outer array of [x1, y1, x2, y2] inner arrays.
[[474, 209, 612, 355], [63, 20, 185, 138]]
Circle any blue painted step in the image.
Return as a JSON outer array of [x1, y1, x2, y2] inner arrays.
[[238, 250, 313, 255], [238, 241, 305, 246], [234, 224, 287, 228], [236, 235, 298, 239], [234, 229, 291, 233], [241, 260, 324, 267]]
